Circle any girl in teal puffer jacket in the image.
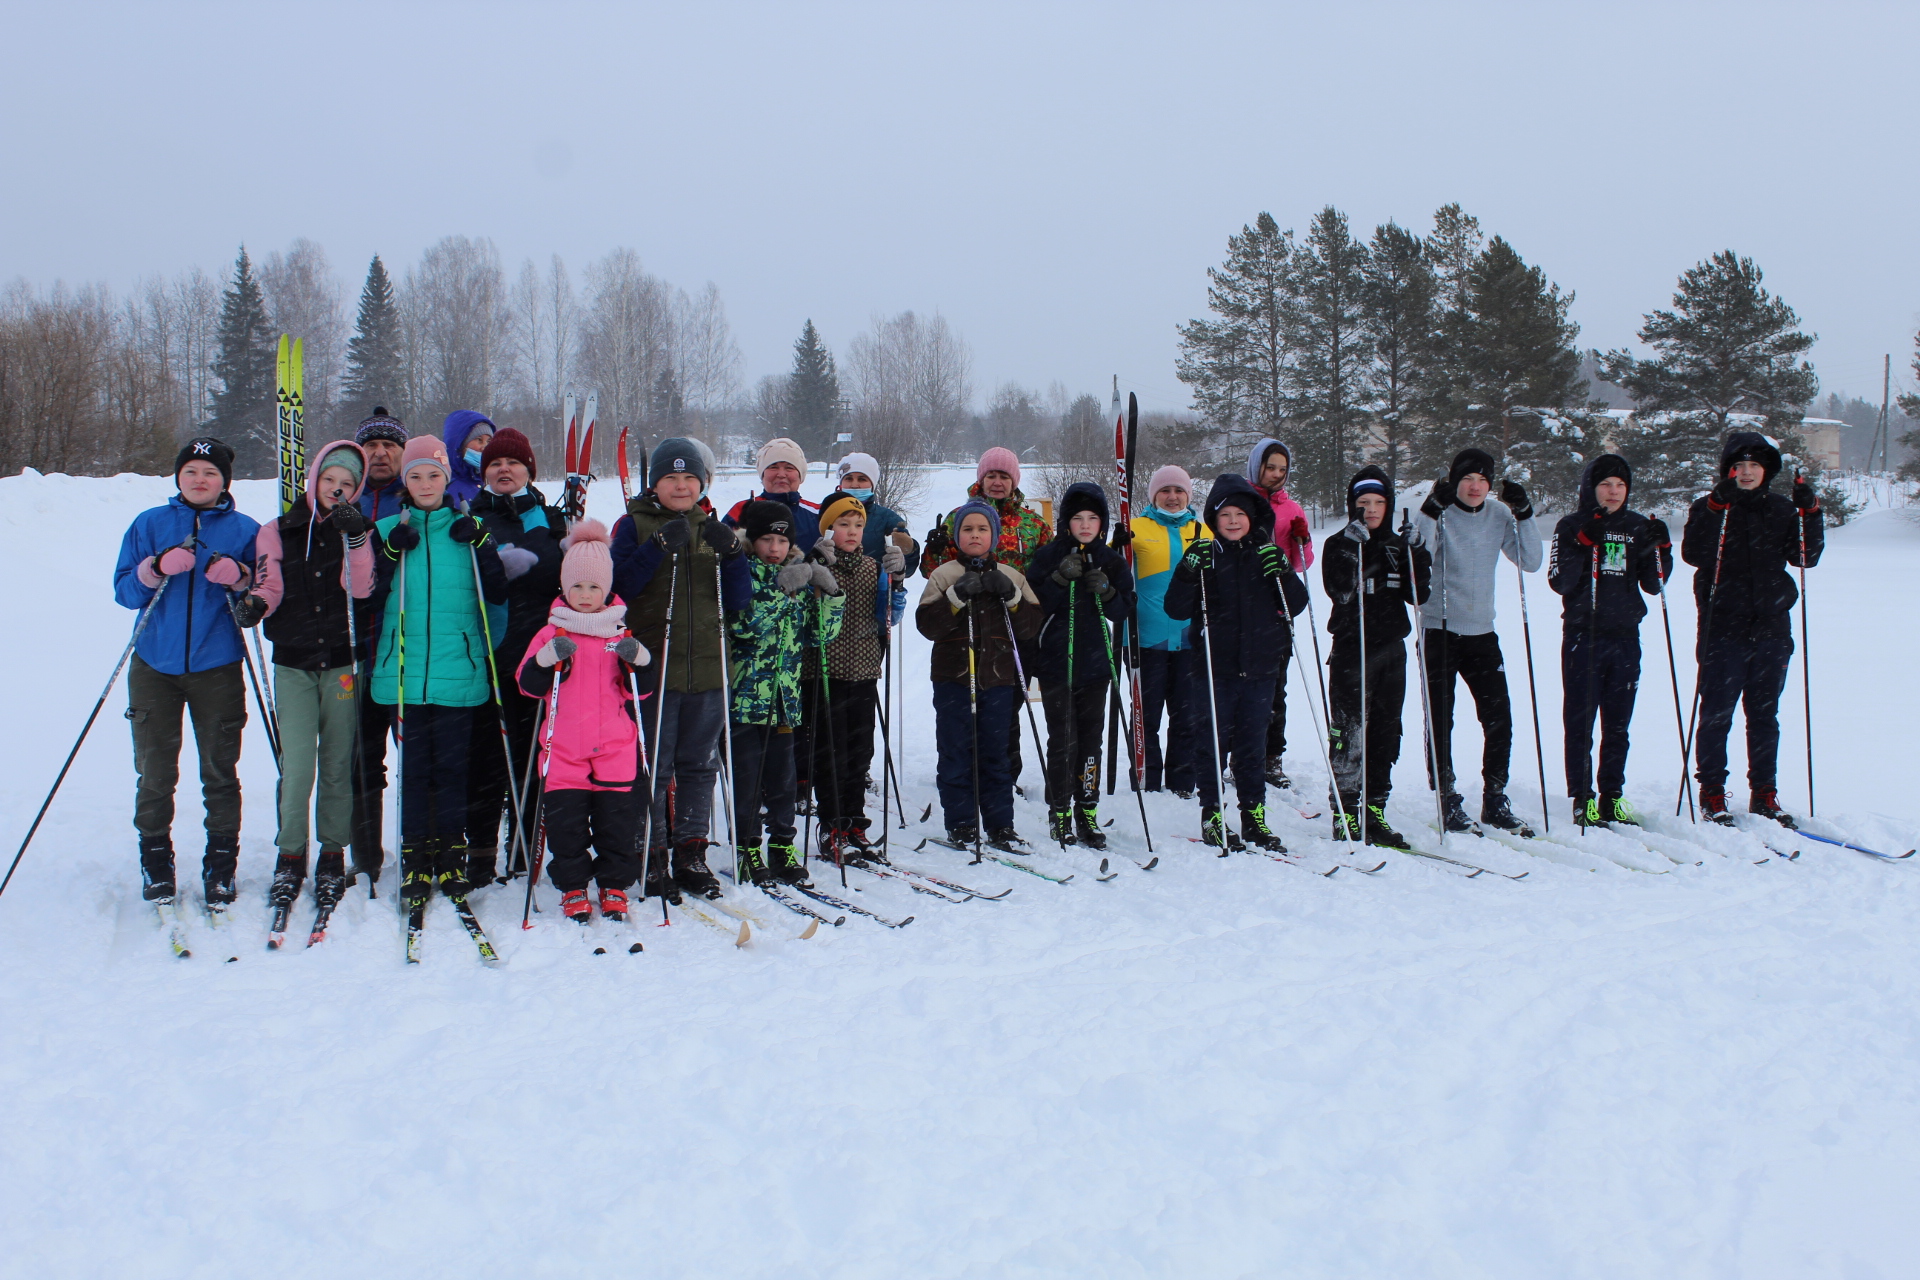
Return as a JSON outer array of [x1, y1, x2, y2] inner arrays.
[[368, 437, 508, 904]]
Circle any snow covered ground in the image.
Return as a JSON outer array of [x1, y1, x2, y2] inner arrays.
[[2, 466, 1918, 1279]]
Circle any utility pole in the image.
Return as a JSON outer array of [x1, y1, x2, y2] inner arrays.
[[1876, 353, 1892, 473]]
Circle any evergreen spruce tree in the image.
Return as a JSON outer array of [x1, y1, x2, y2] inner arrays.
[[1360, 221, 1436, 487], [1896, 328, 1920, 481], [1410, 203, 1489, 479], [785, 319, 840, 457], [650, 365, 685, 435], [1176, 212, 1293, 454], [205, 246, 278, 477], [1601, 250, 1817, 505], [342, 254, 403, 423], [1464, 237, 1586, 510], [1281, 206, 1373, 511]]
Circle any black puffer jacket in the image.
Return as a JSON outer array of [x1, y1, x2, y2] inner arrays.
[[1548, 455, 1673, 639], [1163, 474, 1307, 680], [264, 497, 361, 671], [1320, 466, 1430, 645], [467, 485, 567, 666], [1030, 482, 1136, 688], [1680, 432, 1824, 640]]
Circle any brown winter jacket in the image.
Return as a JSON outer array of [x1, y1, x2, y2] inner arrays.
[[915, 558, 1041, 688]]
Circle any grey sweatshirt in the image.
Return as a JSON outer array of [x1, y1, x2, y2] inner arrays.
[[1407, 499, 1543, 636]]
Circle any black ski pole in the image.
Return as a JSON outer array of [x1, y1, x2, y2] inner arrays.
[[1515, 556, 1551, 835], [1095, 586, 1155, 853], [1795, 474, 1816, 817], [639, 549, 679, 926], [1678, 504, 1730, 817], [966, 593, 985, 863], [1652, 533, 1693, 822]]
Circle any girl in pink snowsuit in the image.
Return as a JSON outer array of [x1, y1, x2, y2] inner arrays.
[[515, 519, 651, 923]]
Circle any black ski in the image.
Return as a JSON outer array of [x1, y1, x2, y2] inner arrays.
[[792, 883, 913, 928], [447, 895, 502, 963], [763, 885, 845, 927], [404, 901, 426, 963], [306, 900, 339, 947], [265, 903, 292, 950]]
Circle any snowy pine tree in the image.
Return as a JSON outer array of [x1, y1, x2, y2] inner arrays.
[[205, 246, 277, 477], [786, 319, 840, 459], [1282, 206, 1374, 511], [1177, 213, 1293, 455], [1410, 203, 1490, 479], [1464, 237, 1586, 510], [342, 255, 403, 423], [1360, 221, 1436, 488]]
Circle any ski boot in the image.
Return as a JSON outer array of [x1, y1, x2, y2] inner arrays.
[[1240, 804, 1286, 852], [435, 837, 472, 898], [845, 821, 885, 866], [268, 852, 306, 908], [1362, 803, 1411, 850], [1750, 788, 1797, 829], [1574, 796, 1603, 828], [1264, 756, 1291, 790], [987, 826, 1031, 854], [139, 835, 175, 902], [1200, 807, 1243, 852], [399, 843, 436, 906], [817, 822, 851, 867], [599, 887, 630, 922], [1331, 808, 1364, 844], [768, 839, 811, 887], [1074, 806, 1108, 850], [1441, 791, 1477, 834], [1601, 794, 1641, 827], [1170, 786, 1195, 801], [1480, 792, 1534, 839], [465, 845, 498, 889], [1700, 787, 1734, 826], [946, 823, 981, 850], [673, 838, 723, 900], [644, 850, 683, 904], [203, 835, 239, 906], [313, 850, 347, 910], [1048, 807, 1077, 846], [559, 888, 592, 924], [740, 841, 774, 887]]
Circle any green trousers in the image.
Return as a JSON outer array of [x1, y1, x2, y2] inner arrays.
[[274, 664, 360, 855]]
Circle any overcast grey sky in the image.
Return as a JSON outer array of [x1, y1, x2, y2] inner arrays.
[[3, 1, 1913, 414]]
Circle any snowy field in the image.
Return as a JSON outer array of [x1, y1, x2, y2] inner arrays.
[[2, 465, 1918, 1279]]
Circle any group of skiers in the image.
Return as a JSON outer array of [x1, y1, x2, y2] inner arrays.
[[111, 411, 1824, 926]]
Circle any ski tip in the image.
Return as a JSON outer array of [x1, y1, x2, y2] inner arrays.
[[1897, 849, 1916, 859], [1467, 868, 1484, 878], [1321, 867, 1338, 877], [1099, 858, 1110, 875], [1511, 871, 1530, 880], [629, 941, 644, 953], [900, 916, 916, 927], [1059, 874, 1075, 884], [832, 916, 847, 927], [734, 922, 751, 947], [265, 937, 284, 951], [1140, 857, 1159, 871], [918, 803, 934, 823], [593, 946, 607, 955], [799, 920, 819, 940], [224, 955, 238, 963]]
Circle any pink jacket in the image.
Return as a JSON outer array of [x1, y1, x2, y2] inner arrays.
[[515, 599, 644, 792], [1265, 488, 1315, 572]]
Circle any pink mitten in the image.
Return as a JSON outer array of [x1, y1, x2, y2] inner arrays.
[[204, 556, 246, 588], [157, 546, 196, 576]]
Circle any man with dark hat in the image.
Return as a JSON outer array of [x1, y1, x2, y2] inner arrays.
[[347, 408, 408, 884], [111, 436, 262, 907], [1408, 447, 1545, 835]]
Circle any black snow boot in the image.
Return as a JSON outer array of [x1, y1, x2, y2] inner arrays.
[[1200, 807, 1242, 852], [946, 823, 981, 849], [1480, 792, 1534, 838], [673, 839, 722, 899], [1440, 792, 1477, 833], [1048, 807, 1076, 846], [740, 841, 773, 887], [1362, 803, 1411, 850], [139, 835, 176, 902], [768, 838, 810, 886], [643, 849, 683, 903], [1750, 788, 1798, 830], [1331, 808, 1363, 844], [313, 850, 348, 909], [1601, 795, 1642, 827], [1574, 796, 1602, 829], [986, 826, 1031, 854], [268, 852, 306, 908], [1240, 804, 1285, 852], [1074, 806, 1108, 850], [202, 835, 239, 906]]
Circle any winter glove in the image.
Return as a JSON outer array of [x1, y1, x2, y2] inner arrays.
[[230, 594, 268, 629], [809, 538, 838, 566], [924, 523, 950, 562], [881, 543, 906, 576], [701, 518, 741, 558], [809, 562, 843, 596], [613, 635, 649, 666], [1575, 511, 1604, 548], [1287, 514, 1311, 550], [1647, 517, 1671, 548], [1081, 568, 1113, 600], [1792, 472, 1819, 513], [1255, 543, 1291, 578], [1109, 524, 1134, 549], [496, 544, 539, 580], [385, 516, 421, 552], [776, 551, 814, 595], [1050, 554, 1087, 586], [656, 518, 691, 552], [204, 553, 248, 589], [949, 570, 988, 606], [1708, 474, 1741, 510], [329, 502, 369, 538], [535, 635, 577, 668], [449, 515, 486, 545], [1340, 518, 1371, 544], [156, 545, 197, 576], [983, 566, 1018, 602], [1174, 541, 1213, 581], [1420, 478, 1456, 519], [1500, 479, 1532, 521]]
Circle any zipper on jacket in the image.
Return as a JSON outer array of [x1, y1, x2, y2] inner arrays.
[[183, 508, 202, 674]]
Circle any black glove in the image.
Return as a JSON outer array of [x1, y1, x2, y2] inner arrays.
[[953, 570, 991, 600], [1709, 474, 1741, 509], [1791, 473, 1818, 513], [1499, 479, 1532, 521], [701, 519, 741, 558], [656, 517, 691, 552], [329, 502, 368, 537], [386, 517, 421, 552], [1051, 554, 1086, 585], [1109, 525, 1134, 549], [449, 515, 485, 545], [1081, 568, 1111, 597], [1647, 517, 1671, 548], [230, 594, 268, 629], [924, 523, 951, 561], [983, 567, 1018, 602], [1174, 541, 1213, 581], [1255, 543, 1290, 578], [1421, 478, 1456, 519], [1340, 518, 1370, 544]]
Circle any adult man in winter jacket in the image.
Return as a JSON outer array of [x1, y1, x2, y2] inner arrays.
[[112, 437, 262, 905], [1408, 447, 1545, 835], [348, 408, 409, 882], [723, 437, 821, 552], [1681, 431, 1824, 827], [1247, 438, 1315, 788], [1547, 455, 1672, 827]]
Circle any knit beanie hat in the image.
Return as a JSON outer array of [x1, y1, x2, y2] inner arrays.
[[401, 436, 451, 480], [740, 499, 796, 543], [479, 427, 537, 479], [1148, 465, 1193, 504], [650, 436, 710, 490], [836, 452, 881, 488], [316, 445, 364, 486], [756, 437, 808, 480], [354, 408, 407, 448], [1449, 447, 1498, 486], [976, 446, 1021, 488], [559, 518, 614, 594], [818, 490, 867, 532], [174, 436, 234, 489]]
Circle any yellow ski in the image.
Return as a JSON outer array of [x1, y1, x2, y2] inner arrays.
[[275, 335, 293, 513]]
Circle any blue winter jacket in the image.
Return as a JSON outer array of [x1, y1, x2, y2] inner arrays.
[[113, 494, 262, 676], [356, 474, 408, 523], [722, 490, 821, 552], [440, 410, 495, 509]]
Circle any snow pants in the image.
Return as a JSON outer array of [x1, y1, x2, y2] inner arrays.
[[1138, 646, 1199, 793], [1329, 637, 1405, 810], [814, 678, 877, 828], [1195, 673, 1274, 811], [350, 688, 392, 873], [1693, 631, 1793, 792], [1562, 633, 1641, 800], [932, 680, 1017, 832], [731, 722, 797, 846], [1264, 628, 1295, 760], [272, 663, 359, 856], [1423, 628, 1513, 797], [641, 687, 723, 848], [1041, 678, 1109, 809], [542, 787, 640, 893], [127, 654, 245, 847], [464, 662, 543, 861], [394, 703, 471, 846]]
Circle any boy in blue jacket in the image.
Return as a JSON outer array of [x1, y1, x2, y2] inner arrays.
[[112, 437, 262, 905]]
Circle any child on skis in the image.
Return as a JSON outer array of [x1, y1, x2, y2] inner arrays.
[[1163, 474, 1307, 852], [1246, 438, 1316, 788], [514, 519, 650, 924], [1547, 455, 1672, 827], [804, 491, 899, 864], [729, 500, 844, 888], [1130, 466, 1209, 797], [1029, 481, 1135, 848], [112, 436, 261, 905], [916, 501, 1042, 851], [368, 437, 508, 905], [243, 440, 377, 921], [1320, 467, 1431, 849], [609, 437, 753, 902]]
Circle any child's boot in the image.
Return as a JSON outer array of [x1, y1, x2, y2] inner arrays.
[[1750, 787, 1797, 829], [1074, 805, 1107, 850], [559, 888, 592, 924], [1201, 807, 1242, 852], [673, 838, 722, 900], [268, 851, 306, 908], [313, 850, 347, 910], [598, 886, 630, 921], [1048, 807, 1076, 846], [1239, 804, 1285, 852], [768, 838, 811, 887], [740, 841, 773, 887]]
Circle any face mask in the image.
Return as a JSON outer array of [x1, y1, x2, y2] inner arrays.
[[844, 488, 874, 502], [464, 449, 483, 470]]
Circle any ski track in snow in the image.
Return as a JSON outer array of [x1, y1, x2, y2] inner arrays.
[[2, 469, 1918, 1279]]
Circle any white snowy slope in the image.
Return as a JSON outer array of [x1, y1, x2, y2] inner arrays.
[[1, 468, 1917, 1280]]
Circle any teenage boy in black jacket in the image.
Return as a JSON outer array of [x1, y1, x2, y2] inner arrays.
[[1681, 431, 1824, 827], [1029, 481, 1135, 849], [1164, 474, 1308, 852], [1320, 467, 1431, 849], [1548, 455, 1672, 828]]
